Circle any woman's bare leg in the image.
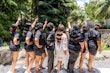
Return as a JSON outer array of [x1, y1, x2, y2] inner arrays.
[[27, 52, 35, 73], [11, 51, 19, 73], [25, 52, 29, 70], [57, 60, 62, 73], [88, 53, 95, 72], [40, 53, 46, 68], [35, 55, 41, 73], [76, 53, 81, 67], [79, 53, 86, 72]]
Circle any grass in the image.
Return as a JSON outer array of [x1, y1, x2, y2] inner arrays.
[[101, 42, 110, 50]]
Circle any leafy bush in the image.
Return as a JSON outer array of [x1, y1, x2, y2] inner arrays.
[[3, 42, 8, 46], [101, 42, 110, 50]]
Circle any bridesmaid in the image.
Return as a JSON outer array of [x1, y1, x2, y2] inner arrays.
[[8, 17, 21, 73]]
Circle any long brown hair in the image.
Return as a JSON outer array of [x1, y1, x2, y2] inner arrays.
[[57, 24, 66, 33], [56, 24, 66, 42]]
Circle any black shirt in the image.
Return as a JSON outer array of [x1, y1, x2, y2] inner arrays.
[[26, 31, 33, 42], [10, 32, 20, 49], [88, 28, 101, 47]]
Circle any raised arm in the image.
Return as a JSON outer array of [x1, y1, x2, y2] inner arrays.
[[15, 17, 21, 25], [43, 19, 48, 30], [68, 21, 72, 28], [31, 17, 38, 29]]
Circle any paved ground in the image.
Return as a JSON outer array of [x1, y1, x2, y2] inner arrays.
[[0, 47, 110, 73]]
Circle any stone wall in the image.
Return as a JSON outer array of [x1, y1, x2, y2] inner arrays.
[[0, 47, 26, 65], [99, 29, 110, 46], [0, 47, 12, 64]]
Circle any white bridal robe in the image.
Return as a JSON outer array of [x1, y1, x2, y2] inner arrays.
[[55, 33, 68, 61]]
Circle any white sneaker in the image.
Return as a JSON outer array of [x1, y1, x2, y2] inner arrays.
[[7, 71, 12, 73]]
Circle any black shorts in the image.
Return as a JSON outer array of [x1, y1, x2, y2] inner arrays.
[[88, 44, 98, 56], [34, 46, 45, 56], [88, 48, 98, 56], [41, 47, 45, 53], [82, 48, 97, 56], [10, 45, 20, 51], [25, 44, 34, 52]]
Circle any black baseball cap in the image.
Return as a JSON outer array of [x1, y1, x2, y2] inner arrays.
[[35, 22, 43, 30], [82, 24, 88, 28], [11, 24, 18, 28], [73, 24, 80, 30], [25, 23, 31, 26], [47, 22, 54, 27], [94, 23, 101, 27]]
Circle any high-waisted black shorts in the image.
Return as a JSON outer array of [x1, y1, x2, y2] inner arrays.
[[10, 45, 20, 51], [25, 44, 34, 52], [34, 46, 45, 56], [88, 48, 98, 56], [41, 47, 45, 53], [82, 47, 97, 56], [88, 44, 98, 56]]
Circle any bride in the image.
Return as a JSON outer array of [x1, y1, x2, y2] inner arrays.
[[55, 24, 68, 73]]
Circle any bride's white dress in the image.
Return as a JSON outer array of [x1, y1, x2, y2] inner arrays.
[[55, 33, 68, 61]]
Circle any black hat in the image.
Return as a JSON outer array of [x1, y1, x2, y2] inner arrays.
[[25, 23, 31, 26], [35, 22, 43, 30], [94, 23, 101, 27], [47, 22, 54, 31], [73, 24, 80, 30], [82, 24, 88, 28], [47, 22, 54, 28], [11, 24, 18, 28], [25, 23, 31, 28]]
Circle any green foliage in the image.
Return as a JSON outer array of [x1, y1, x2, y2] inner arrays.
[[3, 42, 8, 46], [102, 42, 110, 50], [85, 2, 98, 21], [32, 0, 82, 27], [85, 0, 110, 23], [0, 0, 86, 40], [0, 0, 29, 41], [95, 0, 110, 20]]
